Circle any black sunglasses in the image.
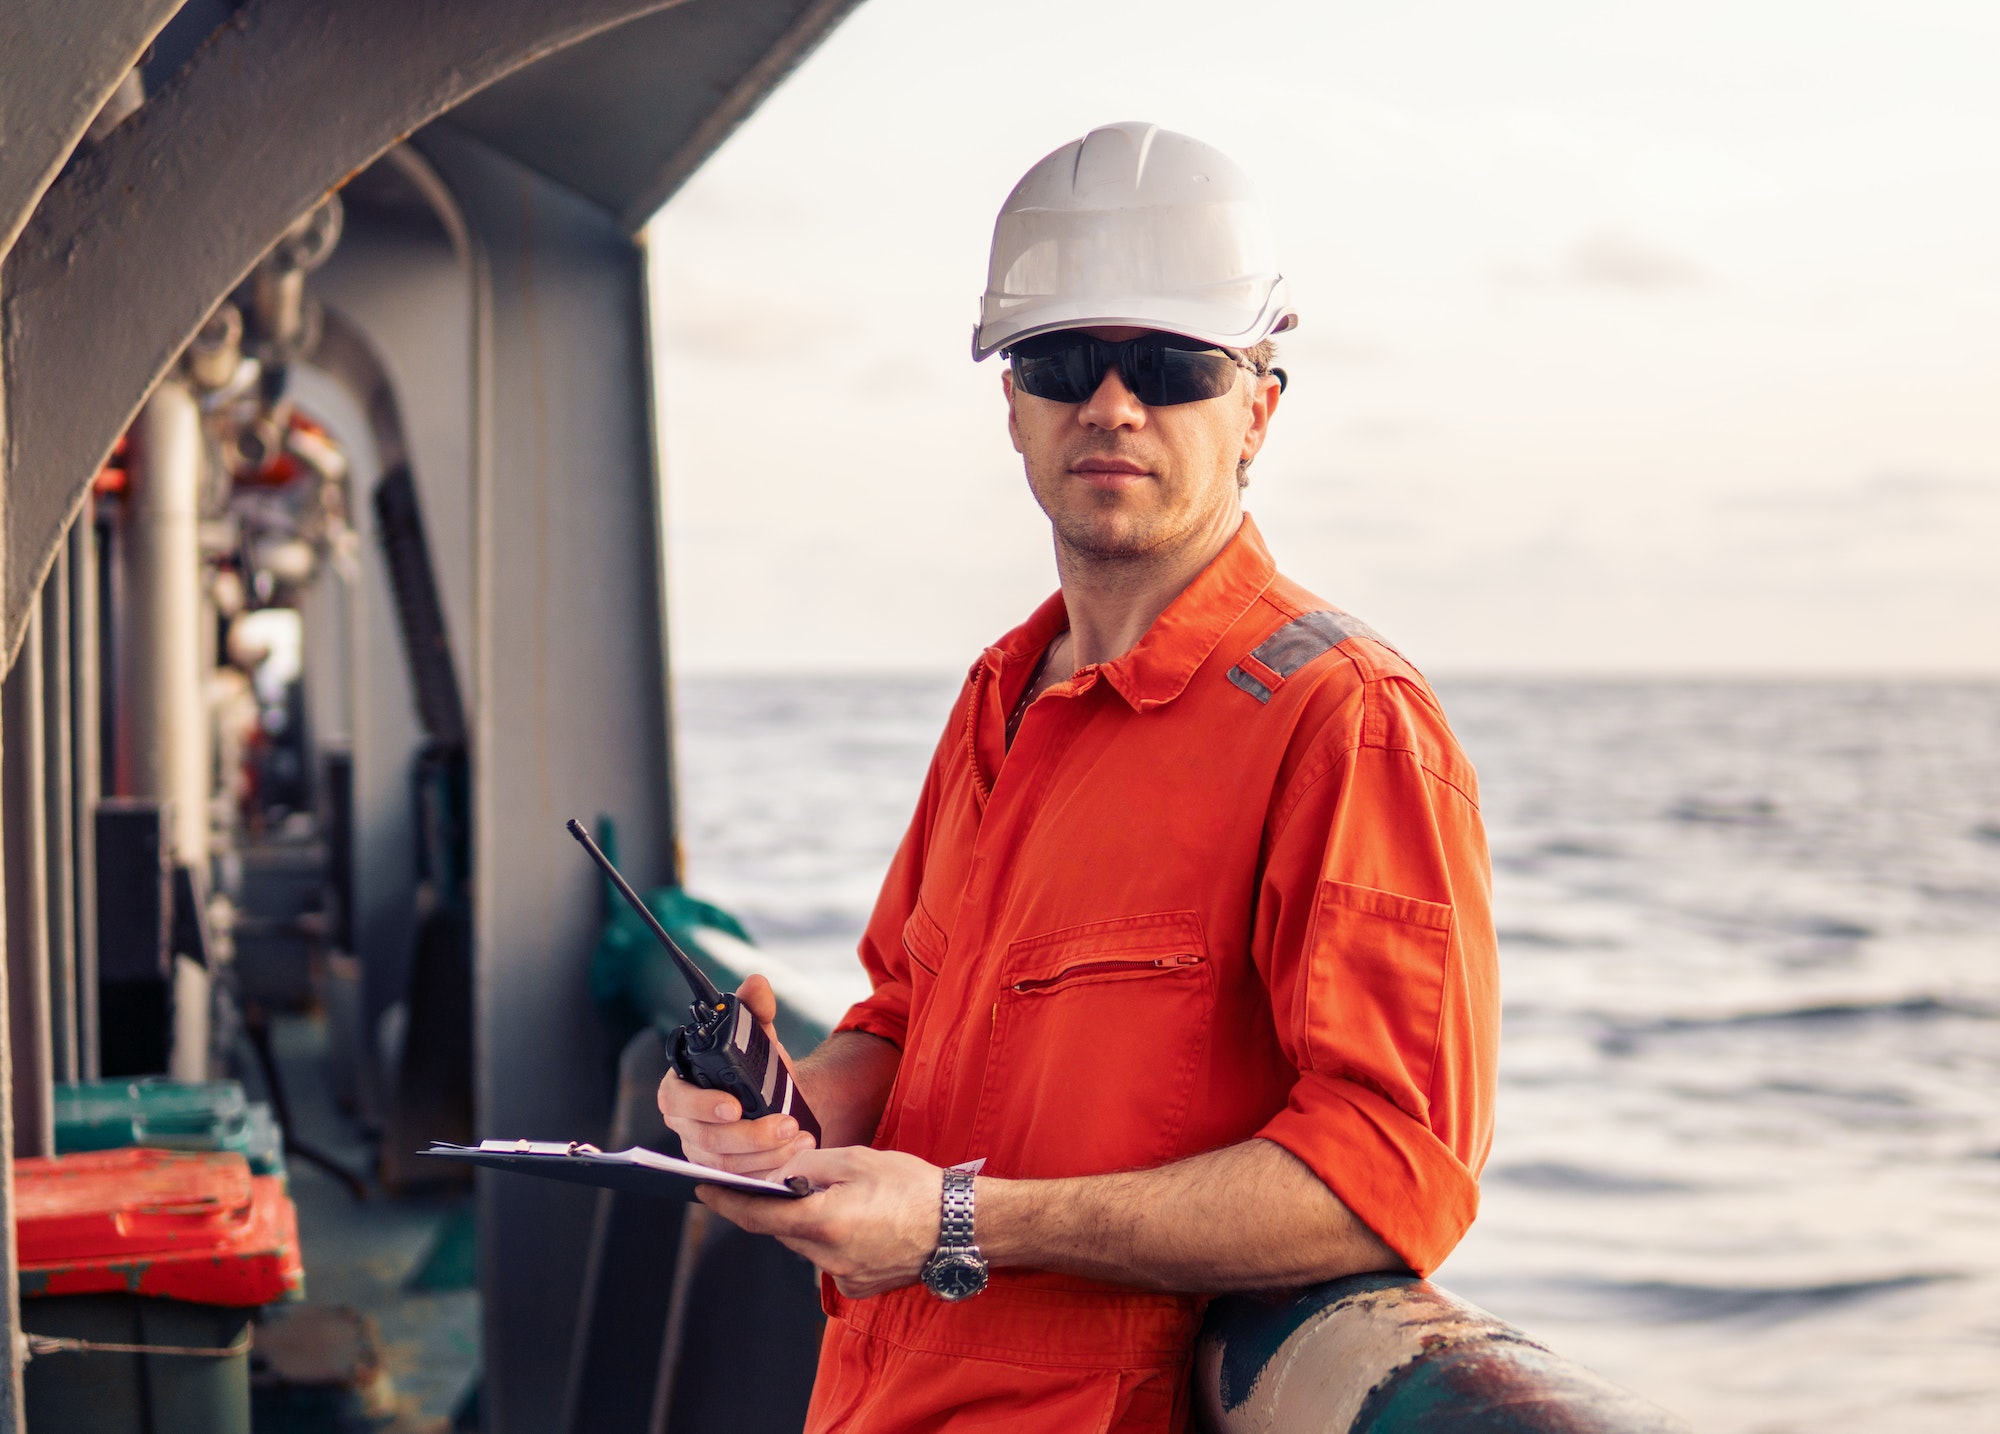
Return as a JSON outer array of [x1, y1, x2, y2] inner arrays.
[[1007, 331, 1285, 407]]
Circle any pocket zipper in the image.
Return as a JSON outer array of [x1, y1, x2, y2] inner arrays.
[[1010, 954, 1202, 994]]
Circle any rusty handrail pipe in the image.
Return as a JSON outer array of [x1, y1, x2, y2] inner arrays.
[[1196, 1273, 1688, 1433]]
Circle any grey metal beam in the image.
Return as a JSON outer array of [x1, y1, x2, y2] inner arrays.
[[0, 0, 689, 668], [3, 598, 54, 1160], [0, 836, 20, 1427], [410, 121, 676, 1434], [616, 0, 865, 231], [0, 272, 24, 1429], [68, 510, 102, 1080], [0, 0, 183, 268], [444, 0, 866, 233], [42, 542, 77, 1084]]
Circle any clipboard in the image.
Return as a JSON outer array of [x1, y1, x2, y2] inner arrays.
[[418, 1140, 810, 1201]]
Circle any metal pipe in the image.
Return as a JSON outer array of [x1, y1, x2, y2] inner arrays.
[[186, 301, 246, 393], [119, 381, 209, 865], [1196, 1273, 1688, 1434], [119, 379, 212, 1080], [3, 598, 56, 1157], [70, 508, 102, 1079], [42, 543, 78, 1084]]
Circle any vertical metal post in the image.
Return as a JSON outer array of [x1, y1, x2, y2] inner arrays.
[[121, 380, 211, 1083], [120, 381, 209, 863], [71, 507, 102, 1080], [635, 233, 685, 888], [4, 597, 56, 1160], [0, 721, 23, 1431], [43, 541, 78, 1085], [0, 271, 30, 1430]]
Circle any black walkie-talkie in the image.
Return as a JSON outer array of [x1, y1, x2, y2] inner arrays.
[[567, 819, 821, 1145]]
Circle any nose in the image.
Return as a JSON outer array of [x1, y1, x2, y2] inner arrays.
[[1076, 365, 1147, 431]]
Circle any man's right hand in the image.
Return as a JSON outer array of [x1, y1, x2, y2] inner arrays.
[[656, 974, 816, 1180]]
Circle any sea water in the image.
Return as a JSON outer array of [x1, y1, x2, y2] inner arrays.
[[675, 674, 2000, 1433]]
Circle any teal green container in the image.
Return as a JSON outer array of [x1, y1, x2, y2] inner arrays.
[[54, 1080, 284, 1176], [23, 1294, 253, 1434]]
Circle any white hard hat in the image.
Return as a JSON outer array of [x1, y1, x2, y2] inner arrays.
[[972, 122, 1297, 361]]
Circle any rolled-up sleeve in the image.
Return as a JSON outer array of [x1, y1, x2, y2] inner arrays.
[[1252, 675, 1499, 1275]]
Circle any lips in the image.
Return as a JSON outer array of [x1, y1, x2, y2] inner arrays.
[[1070, 456, 1151, 487]]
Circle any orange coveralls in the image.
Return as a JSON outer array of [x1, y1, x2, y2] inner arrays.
[[810, 518, 1498, 1433]]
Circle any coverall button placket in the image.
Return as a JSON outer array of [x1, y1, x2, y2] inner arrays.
[[921, 680, 1089, 1159]]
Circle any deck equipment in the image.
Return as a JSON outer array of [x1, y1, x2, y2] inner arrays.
[[567, 819, 821, 1144]]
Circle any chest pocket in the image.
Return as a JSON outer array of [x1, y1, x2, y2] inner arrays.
[[971, 911, 1215, 1178]]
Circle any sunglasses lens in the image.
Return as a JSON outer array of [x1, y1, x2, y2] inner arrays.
[[1010, 334, 1244, 406], [1010, 342, 1097, 403], [1008, 336, 1104, 402], [1127, 342, 1242, 406]]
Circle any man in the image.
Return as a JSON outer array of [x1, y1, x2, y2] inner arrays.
[[661, 122, 1498, 1432]]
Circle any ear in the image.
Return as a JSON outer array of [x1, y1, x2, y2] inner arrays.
[[1003, 367, 1025, 454], [1238, 371, 1281, 469]]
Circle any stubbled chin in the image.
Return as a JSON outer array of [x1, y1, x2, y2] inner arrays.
[[1052, 507, 1168, 559]]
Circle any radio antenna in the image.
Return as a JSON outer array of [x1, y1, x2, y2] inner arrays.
[[566, 818, 725, 1011]]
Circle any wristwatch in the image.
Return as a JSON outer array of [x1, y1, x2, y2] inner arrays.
[[918, 1169, 988, 1301]]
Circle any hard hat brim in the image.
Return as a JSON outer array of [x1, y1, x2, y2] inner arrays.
[[972, 280, 1296, 362]]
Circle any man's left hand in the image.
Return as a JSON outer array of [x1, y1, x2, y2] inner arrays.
[[697, 1146, 944, 1299]]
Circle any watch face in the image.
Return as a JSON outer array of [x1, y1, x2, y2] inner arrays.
[[923, 1250, 988, 1302]]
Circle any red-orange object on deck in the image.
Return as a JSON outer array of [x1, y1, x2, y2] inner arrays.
[[16, 1148, 303, 1306], [92, 433, 130, 494]]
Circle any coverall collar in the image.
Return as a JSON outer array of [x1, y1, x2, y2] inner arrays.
[[986, 514, 1278, 714]]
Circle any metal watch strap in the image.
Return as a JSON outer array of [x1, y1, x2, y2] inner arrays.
[[939, 1169, 976, 1247]]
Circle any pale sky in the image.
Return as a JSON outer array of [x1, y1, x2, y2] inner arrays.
[[648, 0, 2000, 675]]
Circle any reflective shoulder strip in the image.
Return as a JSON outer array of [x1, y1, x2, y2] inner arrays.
[[1225, 609, 1383, 704]]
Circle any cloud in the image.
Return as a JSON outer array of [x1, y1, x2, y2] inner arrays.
[[1276, 327, 1396, 369], [1343, 414, 1439, 443], [1720, 469, 1998, 519], [653, 282, 856, 362], [1566, 230, 1707, 289], [1492, 230, 1708, 291]]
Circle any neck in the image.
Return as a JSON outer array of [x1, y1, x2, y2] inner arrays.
[[1054, 502, 1243, 669]]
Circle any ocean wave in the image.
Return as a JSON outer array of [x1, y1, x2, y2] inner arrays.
[[1782, 915, 1874, 940], [1498, 928, 1619, 950], [1666, 796, 1780, 826], [1921, 881, 2000, 907], [1536, 837, 1626, 859], [1752, 1077, 1914, 1108], [1485, 1161, 1697, 1195], [1596, 995, 2000, 1052], [1470, 1273, 1963, 1327], [737, 908, 868, 942], [1558, 1273, 1960, 1325]]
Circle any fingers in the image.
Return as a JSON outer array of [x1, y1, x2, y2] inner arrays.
[[657, 1069, 739, 1124], [697, 1147, 939, 1298], [736, 974, 778, 1026], [693, 1132, 817, 1177], [773, 1145, 866, 1187], [732, 975, 798, 1074], [697, 1185, 793, 1236], [657, 1069, 815, 1174], [700, 1113, 800, 1155]]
